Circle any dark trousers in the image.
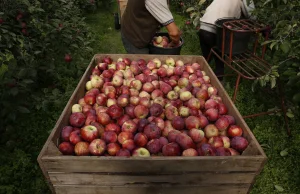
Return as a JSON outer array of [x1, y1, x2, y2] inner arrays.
[[198, 29, 224, 80], [121, 32, 150, 54]]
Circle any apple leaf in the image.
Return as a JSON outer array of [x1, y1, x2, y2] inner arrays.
[[186, 7, 195, 12], [292, 92, 300, 102], [280, 148, 288, 157], [280, 41, 291, 54], [18, 106, 30, 114], [270, 77, 276, 88], [198, 0, 206, 5], [274, 185, 284, 192], [286, 112, 294, 118]]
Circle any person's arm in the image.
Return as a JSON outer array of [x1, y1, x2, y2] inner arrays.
[[241, 0, 256, 20], [145, 0, 181, 44]]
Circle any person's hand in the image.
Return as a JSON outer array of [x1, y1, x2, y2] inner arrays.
[[166, 22, 182, 45]]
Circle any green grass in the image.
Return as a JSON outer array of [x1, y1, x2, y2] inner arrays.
[[0, 2, 299, 194]]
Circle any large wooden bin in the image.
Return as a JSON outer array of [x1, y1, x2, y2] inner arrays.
[[38, 54, 267, 194]]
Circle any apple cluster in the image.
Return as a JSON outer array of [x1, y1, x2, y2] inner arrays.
[[58, 56, 249, 157], [151, 36, 182, 48]]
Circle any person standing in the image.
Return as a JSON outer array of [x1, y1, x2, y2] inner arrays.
[[198, 0, 255, 80], [121, 0, 182, 54]]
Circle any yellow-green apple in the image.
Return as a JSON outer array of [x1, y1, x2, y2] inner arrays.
[[130, 80, 142, 91], [175, 60, 184, 66], [107, 98, 117, 107], [139, 91, 150, 99], [179, 106, 190, 117], [167, 91, 178, 100], [86, 80, 93, 90], [72, 104, 82, 113], [152, 58, 162, 68], [220, 136, 230, 148], [203, 75, 210, 83], [178, 77, 189, 88], [132, 147, 151, 157], [208, 86, 218, 96], [180, 91, 192, 101], [91, 75, 104, 88], [112, 75, 123, 87], [166, 57, 175, 66]]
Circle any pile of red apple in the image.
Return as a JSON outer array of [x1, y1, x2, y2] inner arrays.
[[58, 56, 249, 157], [151, 35, 182, 48]]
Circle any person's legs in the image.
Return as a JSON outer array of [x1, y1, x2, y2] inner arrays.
[[198, 29, 224, 80], [121, 33, 149, 54]]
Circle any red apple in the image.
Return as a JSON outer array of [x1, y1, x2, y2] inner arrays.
[[96, 93, 107, 106], [215, 147, 231, 156], [97, 112, 111, 125], [137, 118, 150, 132], [122, 120, 137, 133], [102, 131, 118, 143], [59, 142, 74, 155], [205, 99, 218, 109], [185, 116, 200, 130], [69, 112, 86, 128], [205, 108, 219, 121], [144, 123, 161, 140], [74, 141, 90, 156], [197, 143, 216, 156], [188, 128, 205, 143], [167, 130, 181, 142], [107, 104, 123, 119], [134, 105, 149, 119], [182, 148, 198, 156], [116, 148, 131, 156], [149, 103, 163, 117], [61, 126, 74, 142], [228, 125, 243, 137], [176, 133, 196, 150], [89, 139, 106, 156], [162, 142, 181, 156], [223, 115, 236, 125], [117, 115, 131, 127], [107, 142, 121, 156], [81, 125, 98, 142], [171, 116, 185, 130], [69, 130, 82, 145], [125, 105, 136, 118], [105, 123, 121, 134], [122, 139, 136, 152], [208, 136, 224, 148], [118, 131, 134, 144], [147, 139, 162, 154], [217, 103, 228, 115], [228, 148, 240, 156], [215, 116, 230, 131], [230, 136, 249, 152]]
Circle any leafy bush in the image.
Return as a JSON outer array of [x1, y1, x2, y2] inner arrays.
[[252, 0, 300, 115], [0, 0, 94, 133]]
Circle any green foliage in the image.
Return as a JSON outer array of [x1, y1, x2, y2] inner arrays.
[[0, 0, 94, 133], [252, 0, 300, 112]]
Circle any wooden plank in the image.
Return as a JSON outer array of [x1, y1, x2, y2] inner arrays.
[[42, 156, 264, 173], [49, 172, 256, 185], [54, 184, 250, 194]]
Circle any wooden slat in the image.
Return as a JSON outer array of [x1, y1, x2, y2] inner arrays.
[[42, 156, 264, 173], [54, 184, 250, 194], [49, 172, 256, 185]]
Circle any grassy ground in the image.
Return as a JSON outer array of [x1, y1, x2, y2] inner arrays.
[[0, 2, 299, 194]]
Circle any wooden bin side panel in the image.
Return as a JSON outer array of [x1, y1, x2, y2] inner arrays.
[[49, 172, 256, 185], [54, 184, 250, 194], [41, 156, 264, 173]]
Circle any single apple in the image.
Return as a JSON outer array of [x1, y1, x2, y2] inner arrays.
[[74, 141, 90, 156], [59, 142, 74, 155]]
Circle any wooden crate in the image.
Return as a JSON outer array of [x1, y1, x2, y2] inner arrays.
[[38, 54, 267, 194]]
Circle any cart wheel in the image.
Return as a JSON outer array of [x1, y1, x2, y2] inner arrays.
[[114, 13, 121, 30]]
